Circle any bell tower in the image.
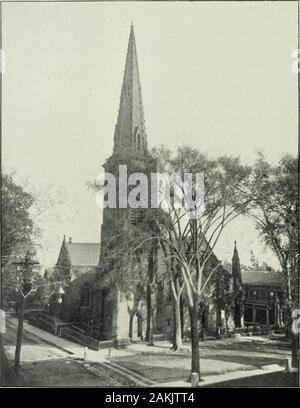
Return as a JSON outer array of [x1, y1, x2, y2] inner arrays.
[[95, 24, 153, 345]]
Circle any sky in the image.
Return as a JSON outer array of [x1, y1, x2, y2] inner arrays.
[[2, 1, 298, 269]]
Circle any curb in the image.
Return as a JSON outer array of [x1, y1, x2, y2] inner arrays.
[[105, 360, 155, 386], [84, 361, 152, 387]]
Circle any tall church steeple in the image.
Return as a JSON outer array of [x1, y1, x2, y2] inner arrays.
[[113, 24, 148, 155]]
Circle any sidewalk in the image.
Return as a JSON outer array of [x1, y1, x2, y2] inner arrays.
[[4, 316, 289, 387], [6, 316, 192, 363], [5, 316, 137, 363], [4, 316, 152, 386], [156, 365, 285, 387]]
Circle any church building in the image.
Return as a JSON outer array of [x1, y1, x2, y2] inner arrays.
[[51, 25, 267, 346], [92, 23, 164, 345]]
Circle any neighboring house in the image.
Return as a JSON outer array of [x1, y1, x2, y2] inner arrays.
[[242, 269, 284, 327], [228, 242, 284, 329], [50, 236, 100, 325]]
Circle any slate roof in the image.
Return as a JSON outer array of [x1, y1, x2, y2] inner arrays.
[[65, 243, 100, 267], [241, 270, 284, 287]]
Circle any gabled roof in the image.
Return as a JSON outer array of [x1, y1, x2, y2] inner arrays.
[[65, 243, 100, 267], [241, 270, 284, 287]]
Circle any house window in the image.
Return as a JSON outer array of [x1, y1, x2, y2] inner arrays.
[[80, 284, 92, 307], [251, 290, 257, 299]]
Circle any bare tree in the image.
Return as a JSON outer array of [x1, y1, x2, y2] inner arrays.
[[149, 146, 252, 381]]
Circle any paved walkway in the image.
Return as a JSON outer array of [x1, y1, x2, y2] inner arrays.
[[5, 316, 137, 362], [2, 322, 136, 387], [156, 365, 285, 387]]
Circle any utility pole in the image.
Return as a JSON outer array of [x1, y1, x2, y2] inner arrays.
[[12, 251, 39, 374], [14, 293, 25, 374]]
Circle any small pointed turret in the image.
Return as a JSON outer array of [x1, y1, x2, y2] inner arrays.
[[232, 241, 243, 289], [113, 24, 147, 155]]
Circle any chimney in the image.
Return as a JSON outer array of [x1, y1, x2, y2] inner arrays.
[[69, 237, 72, 243]]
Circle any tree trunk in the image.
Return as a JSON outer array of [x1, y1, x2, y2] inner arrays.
[[129, 313, 133, 339], [225, 313, 229, 333], [216, 305, 222, 337], [234, 301, 241, 328], [172, 302, 176, 349], [285, 262, 292, 305], [173, 297, 183, 350], [14, 295, 25, 374], [180, 296, 184, 336], [145, 242, 157, 346], [145, 282, 154, 345], [190, 294, 200, 377]]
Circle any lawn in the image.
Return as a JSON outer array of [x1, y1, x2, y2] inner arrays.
[[109, 337, 291, 384], [109, 353, 257, 383], [111, 354, 191, 383], [3, 358, 136, 387]]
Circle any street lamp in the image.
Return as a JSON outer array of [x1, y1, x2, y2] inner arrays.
[[57, 285, 65, 304]]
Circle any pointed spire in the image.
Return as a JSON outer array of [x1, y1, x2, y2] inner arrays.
[[232, 240, 239, 263], [233, 240, 239, 260], [232, 240, 243, 287], [113, 24, 147, 155]]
